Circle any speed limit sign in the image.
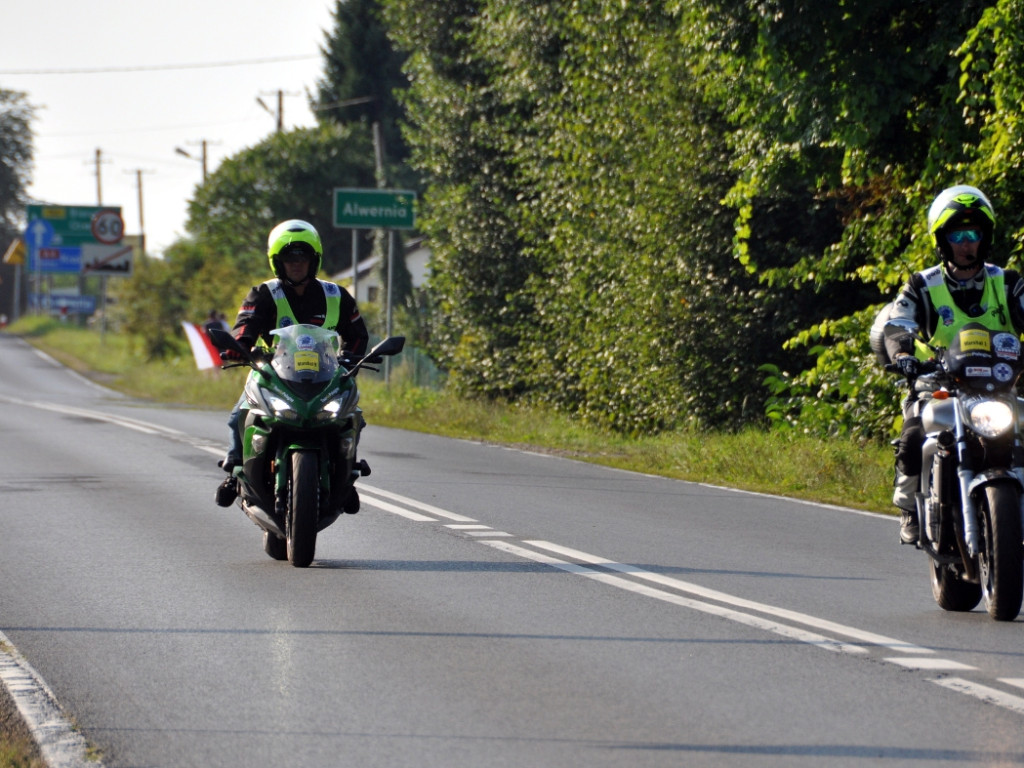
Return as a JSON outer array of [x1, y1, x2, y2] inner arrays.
[[91, 209, 124, 244]]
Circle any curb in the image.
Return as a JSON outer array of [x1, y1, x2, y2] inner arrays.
[[0, 630, 103, 768]]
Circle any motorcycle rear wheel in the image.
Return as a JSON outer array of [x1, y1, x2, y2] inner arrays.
[[286, 450, 319, 568], [930, 561, 981, 612], [978, 483, 1023, 621]]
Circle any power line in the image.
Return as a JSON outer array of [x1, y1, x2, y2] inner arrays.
[[1, 54, 318, 76]]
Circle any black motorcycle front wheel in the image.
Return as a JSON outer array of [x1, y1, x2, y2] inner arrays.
[[978, 483, 1024, 621], [286, 450, 319, 568]]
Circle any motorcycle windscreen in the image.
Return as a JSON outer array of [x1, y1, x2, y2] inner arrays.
[[269, 324, 341, 384]]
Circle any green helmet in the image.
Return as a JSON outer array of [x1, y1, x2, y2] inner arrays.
[[267, 219, 323, 281], [927, 185, 995, 268]]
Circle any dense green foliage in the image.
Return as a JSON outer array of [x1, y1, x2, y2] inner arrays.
[[315, 0, 411, 171], [100, 0, 1024, 441], [380, 0, 1024, 439], [0, 88, 34, 316]]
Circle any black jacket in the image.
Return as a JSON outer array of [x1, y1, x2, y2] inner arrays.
[[231, 279, 369, 356]]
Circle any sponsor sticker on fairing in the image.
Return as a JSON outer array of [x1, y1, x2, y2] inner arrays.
[[966, 366, 992, 377], [993, 332, 1021, 360], [993, 362, 1015, 382], [959, 328, 992, 352]]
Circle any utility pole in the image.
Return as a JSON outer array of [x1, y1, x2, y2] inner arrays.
[[125, 169, 154, 242], [175, 140, 215, 182], [256, 90, 299, 132], [92, 148, 111, 204]]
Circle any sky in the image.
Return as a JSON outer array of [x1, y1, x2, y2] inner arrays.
[[3, 0, 337, 256]]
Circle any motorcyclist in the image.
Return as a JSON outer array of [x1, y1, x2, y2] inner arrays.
[[884, 185, 1024, 543], [215, 219, 369, 506]]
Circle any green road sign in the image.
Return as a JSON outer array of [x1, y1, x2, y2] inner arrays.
[[25, 205, 124, 274], [333, 188, 416, 230]]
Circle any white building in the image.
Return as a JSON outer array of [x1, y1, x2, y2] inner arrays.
[[330, 236, 430, 304]]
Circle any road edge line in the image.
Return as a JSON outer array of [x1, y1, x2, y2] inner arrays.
[[0, 630, 104, 768]]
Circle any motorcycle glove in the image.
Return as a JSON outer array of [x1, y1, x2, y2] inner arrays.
[[893, 354, 921, 379], [219, 348, 245, 362]]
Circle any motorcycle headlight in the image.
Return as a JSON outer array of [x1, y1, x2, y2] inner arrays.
[[315, 394, 350, 422], [267, 395, 298, 422], [968, 399, 1015, 438]]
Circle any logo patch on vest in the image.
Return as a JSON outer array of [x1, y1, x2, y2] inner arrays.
[[280, 316, 294, 328], [937, 305, 955, 326]]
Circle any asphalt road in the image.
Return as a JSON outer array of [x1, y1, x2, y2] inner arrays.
[[1, 332, 1023, 767]]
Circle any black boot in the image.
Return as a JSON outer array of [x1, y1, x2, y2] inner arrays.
[[899, 508, 919, 545], [215, 458, 239, 508], [343, 487, 360, 514]]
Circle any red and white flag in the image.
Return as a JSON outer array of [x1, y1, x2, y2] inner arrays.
[[181, 321, 223, 370]]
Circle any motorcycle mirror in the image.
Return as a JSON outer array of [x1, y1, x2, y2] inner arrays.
[[883, 318, 920, 337], [370, 336, 406, 357], [207, 326, 241, 352]]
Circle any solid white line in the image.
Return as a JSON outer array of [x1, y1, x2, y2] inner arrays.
[[1000, 678, 1024, 690], [525, 540, 933, 655], [0, 631, 102, 768], [481, 539, 868, 655], [360, 485, 478, 522], [931, 677, 1024, 715]]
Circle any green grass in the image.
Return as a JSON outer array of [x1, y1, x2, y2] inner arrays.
[[4, 316, 895, 514]]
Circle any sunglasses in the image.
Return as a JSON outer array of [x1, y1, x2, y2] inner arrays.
[[946, 229, 982, 244]]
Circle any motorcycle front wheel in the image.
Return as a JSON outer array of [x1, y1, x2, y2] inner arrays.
[[978, 483, 1024, 621], [286, 450, 319, 568]]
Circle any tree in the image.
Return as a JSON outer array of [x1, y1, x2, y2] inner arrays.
[[112, 122, 377, 357], [185, 122, 376, 276], [315, 0, 411, 172], [0, 88, 33, 242], [0, 87, 34, 318]]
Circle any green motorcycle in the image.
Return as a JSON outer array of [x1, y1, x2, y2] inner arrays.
[[210, 324, 404, 567]]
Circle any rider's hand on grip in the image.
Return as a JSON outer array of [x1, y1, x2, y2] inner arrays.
[[892, 354, 921, 379], [219, 348, 245, 362]]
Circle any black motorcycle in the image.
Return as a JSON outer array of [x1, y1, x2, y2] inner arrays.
[[886, 319, 1024, 620]]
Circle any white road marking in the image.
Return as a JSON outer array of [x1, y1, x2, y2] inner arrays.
[[360, 495, 435, 521], [360, 485, 477, 522], [480, 539, 869, 655], [1002, 678, 1024, 690], [0, 630, 102, 768], [885, 657, 977, 671], [525, 540, 933, 655], [932, 678, 1024, 715]]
